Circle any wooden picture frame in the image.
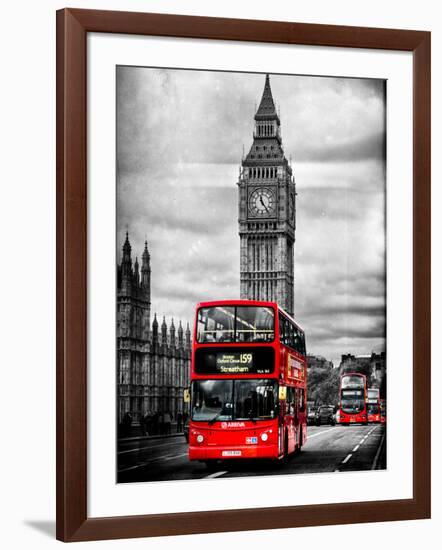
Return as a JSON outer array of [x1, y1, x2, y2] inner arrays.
[[56, 8, 431, 542]]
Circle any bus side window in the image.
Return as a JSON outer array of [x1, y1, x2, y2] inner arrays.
[[289, 323, 295, 350], [299, 389, 305, 413], [300, 332, 306, 355], [293, 325, 300, 353], [287, 387, 295, 415], [197, 310, 205, 341], [283, 317, 291, 348], [285, 320, 290, 347], [279, 314, 286, 345]]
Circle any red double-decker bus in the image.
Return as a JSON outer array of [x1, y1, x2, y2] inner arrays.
[[380, 399, 387, 424], [367, 387, 381, 423], [336, 372, 367, 425], [188, 300, 307, 468]]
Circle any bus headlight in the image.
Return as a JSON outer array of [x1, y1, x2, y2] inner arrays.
[[196, 434, 204, 443], [261, 433, 268, 442]]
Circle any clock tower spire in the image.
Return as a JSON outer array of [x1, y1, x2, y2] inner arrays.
[[238, 74, 296, 316]]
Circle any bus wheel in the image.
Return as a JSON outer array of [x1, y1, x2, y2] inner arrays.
[[204, 460, 218, 473]]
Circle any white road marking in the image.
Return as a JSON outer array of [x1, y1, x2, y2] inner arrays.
[[162, 453, 187, 462], [118, 441, 181, 455], [307, 427, 335, 439], [204, 470, 228, 479], [358, 428, 374, 446], [354, 427, 377, 454], [118, 452, 188, 473], [118, 464, 145, 473], [371, 431, 386, 470], [119, 447, 150, 455], [335, 426, 383, 471]]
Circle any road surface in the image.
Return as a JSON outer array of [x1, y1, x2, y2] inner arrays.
[[117, 423, 386, 483]]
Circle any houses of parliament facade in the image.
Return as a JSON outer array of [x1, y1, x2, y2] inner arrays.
[[117, 232, 191, 425]]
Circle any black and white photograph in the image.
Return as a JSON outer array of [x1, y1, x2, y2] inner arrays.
[[116, 67, 387, 483]]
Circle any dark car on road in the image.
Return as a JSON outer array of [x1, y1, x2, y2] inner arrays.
[[317, 405, 336, 426], [307, 405, 319, 426]]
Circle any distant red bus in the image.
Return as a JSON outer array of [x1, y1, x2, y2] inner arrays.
[[380, 399, 387, 424], [336, 373, 367, 425], [367, 388, 381, 423], [188, 300, 307, 468]]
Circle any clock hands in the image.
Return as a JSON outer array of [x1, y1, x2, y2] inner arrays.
[[259, 195, 270, 213]]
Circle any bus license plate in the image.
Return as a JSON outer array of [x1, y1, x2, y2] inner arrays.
[[222, 450, 242, 457]]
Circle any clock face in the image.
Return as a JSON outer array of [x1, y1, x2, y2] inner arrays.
[[249, 188, 276, 217]]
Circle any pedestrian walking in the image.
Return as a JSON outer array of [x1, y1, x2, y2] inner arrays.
[[140, 413, 146, 436], [143, 411, 152, 436], [163, 411, 171, 435], [152, 411, 159, 435], [122, 412, 132, 438]]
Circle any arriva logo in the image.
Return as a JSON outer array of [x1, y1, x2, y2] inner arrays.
[[221, 422, 246, 428]]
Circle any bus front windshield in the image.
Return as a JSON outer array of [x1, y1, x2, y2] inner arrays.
[[368, 390, 379, 400], [367, 402, 380, 414], [341, 390, 365, 414], [191, 379, 278, 421], [197, 306, 275, 343]]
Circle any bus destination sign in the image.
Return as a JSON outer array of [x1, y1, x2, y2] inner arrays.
[[216, 352, 254, 373], [342, 389, 363, 397], [194, 347, 274, 375]]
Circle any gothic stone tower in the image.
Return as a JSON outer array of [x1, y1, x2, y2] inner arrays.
[[117, 232, 151, 342], [238, 74, 296, 316], [117, 233, 151, 422]]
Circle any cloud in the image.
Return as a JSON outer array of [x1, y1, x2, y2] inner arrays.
[[116, 67, 386, 367], [295, 132, 386, 163]]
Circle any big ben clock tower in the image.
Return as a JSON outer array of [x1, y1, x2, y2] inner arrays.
[[238, 74, 296, 316]]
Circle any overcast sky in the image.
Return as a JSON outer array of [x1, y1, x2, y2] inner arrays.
[[116, 67, 386, 367]]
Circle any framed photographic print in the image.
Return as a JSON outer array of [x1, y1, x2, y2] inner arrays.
[[56, 8, 431, 542]]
